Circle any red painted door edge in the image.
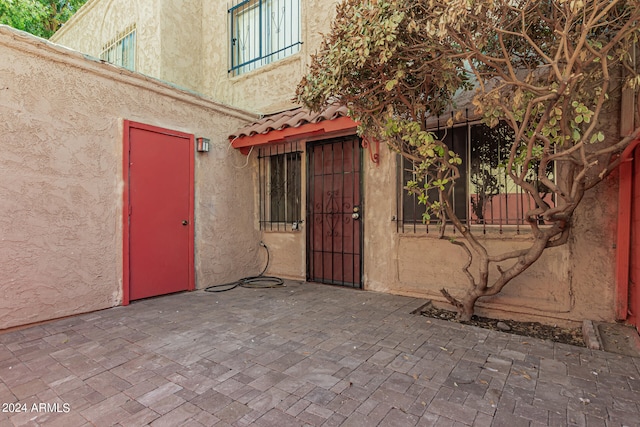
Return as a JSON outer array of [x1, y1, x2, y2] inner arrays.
[[187, 131, 195, 293], [616, 138, 640, 320], [122, 120, 195, 307], [123, 120, 132, 306]]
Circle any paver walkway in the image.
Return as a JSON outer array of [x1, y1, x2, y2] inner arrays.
[[1, 281, 639, 427]]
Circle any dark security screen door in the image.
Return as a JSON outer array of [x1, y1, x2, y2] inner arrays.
[[307, 136, 363, 288]]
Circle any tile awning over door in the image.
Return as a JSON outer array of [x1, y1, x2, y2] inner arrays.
[[229, 105, 357, 154]]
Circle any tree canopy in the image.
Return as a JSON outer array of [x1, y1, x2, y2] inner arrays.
[[0, 0, 87, 38], [297, 0, 640, 320]]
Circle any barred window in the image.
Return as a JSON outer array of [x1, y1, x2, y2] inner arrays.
[[258, 143, 302, 230], [229, 0, 301, 76], [398, 121, 555, 234], [100, 25, 136, 71]]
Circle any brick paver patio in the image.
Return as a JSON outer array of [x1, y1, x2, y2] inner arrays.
[[1, 281, 639, 426]]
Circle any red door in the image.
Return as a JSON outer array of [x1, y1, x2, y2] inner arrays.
[[123, 121, 194, 303], [307, 136, 363, 288], [630, 146, 640, 331]]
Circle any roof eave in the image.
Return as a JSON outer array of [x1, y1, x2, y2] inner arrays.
[[231, 116, 357, 154]]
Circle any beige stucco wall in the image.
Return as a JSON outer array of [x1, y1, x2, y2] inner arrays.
[[364, 150, 618, 326], [257, 135, 618, 326], [257, 144, 308, 280], [51, 0, 207, 92], [53, 0, 339, 114], [0, 26, 259, 330], [245, 125, 620, 327], [201, 0, 340, 114], [43, 0, 624, 326], [159, 0, 204, 92], [361, 152, 578, 321]]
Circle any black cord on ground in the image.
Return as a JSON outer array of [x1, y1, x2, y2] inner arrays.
[[204, 243, 284, 292]]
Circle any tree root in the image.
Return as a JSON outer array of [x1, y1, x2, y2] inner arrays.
[[440, 288, 474, 321], [440, 288, 462, 309]]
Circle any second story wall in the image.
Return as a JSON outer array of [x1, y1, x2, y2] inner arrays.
[[52, 0, 339, 115], [201, 0, 339, 114], [51, 0, 205, 93], [159, 0, 204, 92]]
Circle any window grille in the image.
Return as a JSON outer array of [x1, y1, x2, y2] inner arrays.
[[100, 24, 136, 71], [228, 0, 302, 76], [397, 120, 555, 235], [258, 142, 302, 230]]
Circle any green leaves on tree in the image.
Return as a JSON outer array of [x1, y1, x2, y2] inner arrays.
[[0, 0, 88, 39]]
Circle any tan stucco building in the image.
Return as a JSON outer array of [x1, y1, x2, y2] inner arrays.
[[51, 0, 331, 115], [0, 24, 260, 329], [1, 0, 637, 331]]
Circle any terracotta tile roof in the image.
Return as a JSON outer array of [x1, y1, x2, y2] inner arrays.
[[229, 104, 349, 140]]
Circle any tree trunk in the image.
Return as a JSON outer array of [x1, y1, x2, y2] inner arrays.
[[442, 224, 564, 321]]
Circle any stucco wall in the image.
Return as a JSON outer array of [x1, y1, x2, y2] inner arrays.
[[159, 0, 204, 92], [360, 151, 576, 321], [53, 0, 340, 115], [362, 133, 619, 325], [52, 0, 209, 96], [0, 26, 259, 330], [45, 0, 624, 326], [201, 0, 340, 114], [258, 141, 617, 326], [250, 130, 619, 326], [258, 144, 308, 280]]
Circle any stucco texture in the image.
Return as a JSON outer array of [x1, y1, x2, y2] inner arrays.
[[46, 0, 627, 326], [201, 0, 340, 114], [253, 134, 620, 326], [258, 144, 308, 280], [51, 0, 206, 93], [53, 0, 340, 115], [361, 145, 619, 326], [0, 26, 259, 330], [51, 0, 163, 80]]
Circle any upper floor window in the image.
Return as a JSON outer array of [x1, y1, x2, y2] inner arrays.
[[100, 24, 136, 71], [398, 121, 555, 234], [229, 0, 301, 76]]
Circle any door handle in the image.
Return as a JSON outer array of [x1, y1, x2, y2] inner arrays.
[[182, 220, 189, 226]]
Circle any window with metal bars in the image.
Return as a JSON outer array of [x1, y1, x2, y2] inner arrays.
[[398, 121, 555, 234], [258, 143, 302, 230], [228, 0, 301, 76], [100, 24, 136, 71]]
